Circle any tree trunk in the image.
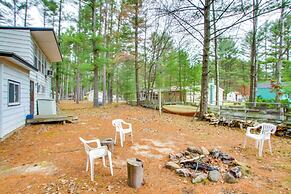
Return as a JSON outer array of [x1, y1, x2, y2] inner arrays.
[[55, 0, 62, 104], [143, 12, 147, 90], [43, 9, 46, 27], [198, 0, 211, 118], [134, 0, 140, 105], [102, 0, 108, 105], [24, 0, 28, 26], [249, 0, 258, 106], [92, 0, 99, 107], [76, 70, 80, 103], [178, 51, 182, 101], [65, 64, 69, 99], [114, 0, 124, 103], [13, 0, 16, 26], [276, 0, 284, 103], [212, 2, 219, 106], [75, 0, 82, 103], [108, 0, 114, 104]]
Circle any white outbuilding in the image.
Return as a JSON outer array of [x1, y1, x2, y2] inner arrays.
[[226, 92, 244, 102]]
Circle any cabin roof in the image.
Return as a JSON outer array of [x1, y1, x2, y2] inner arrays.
[[0, 26, 62, 62], [0, 51, 38, 71]]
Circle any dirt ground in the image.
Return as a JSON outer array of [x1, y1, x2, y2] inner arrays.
[[0, 101, 290, 194]]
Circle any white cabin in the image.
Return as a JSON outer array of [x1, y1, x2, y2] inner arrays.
[[226, 92, 244, 102], [208, 81, 224, 106], [0, 26, 62, 140], [87, 90, 122, 103]]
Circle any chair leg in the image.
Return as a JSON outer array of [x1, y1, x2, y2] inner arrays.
[[114, 131, 117, 145], [108, 151, 113, 176], [243, 136, 247, 148], [86, 155, 89, 172], [259, 140, 264, 157], [120, 132, 124, 147], [90, 157, 94, 181], [102, 156, 106, 167], [256, 140, 259, 149], [131, 131, 133, 143], [268, 139, 272, 154]]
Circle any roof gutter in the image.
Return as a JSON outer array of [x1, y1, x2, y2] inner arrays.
[[0, 51, 38, 71]]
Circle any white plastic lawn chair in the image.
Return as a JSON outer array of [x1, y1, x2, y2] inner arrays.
[[79, 137, 113, 181], [242, 123, 276, 157], [112, 119, 133, 147]]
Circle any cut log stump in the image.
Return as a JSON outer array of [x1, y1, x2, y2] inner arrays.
[[127, 158, 144, 188]]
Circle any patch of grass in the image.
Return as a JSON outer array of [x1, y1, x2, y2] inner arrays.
[[272, 162, 291, 171], [281, 176, 291, 189], [0, 165, 12, 174], [43, 131, 59, 137], [39, 161, 49, 167]]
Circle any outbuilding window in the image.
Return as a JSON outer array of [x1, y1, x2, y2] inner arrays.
[[8, 80, 20, 106]]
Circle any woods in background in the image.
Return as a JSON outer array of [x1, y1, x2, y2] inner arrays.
[[0, 0, 290, 116]]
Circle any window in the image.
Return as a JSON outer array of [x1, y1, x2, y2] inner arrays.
[[44, 61, 47, 75], [34, 42, 48, 75], [34, 44, 38, 68], [37, 83, 40, 93], [8, 80, 20, 106], [42, 57, 45, 74], [38, 56, 42, 72]]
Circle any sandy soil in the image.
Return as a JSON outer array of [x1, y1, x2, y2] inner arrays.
[[0, 101, 290, 194]]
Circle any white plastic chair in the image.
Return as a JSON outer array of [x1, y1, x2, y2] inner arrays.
[[112, 119, 133, 147], [242, 123, 276, 157], [79, 137, 113, 181]]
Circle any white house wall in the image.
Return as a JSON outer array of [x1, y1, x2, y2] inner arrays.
[[29, 71, 52, 114], [0, 63, 30, 139], [0, 64, 3, 137], [0, 30, 34, 65]]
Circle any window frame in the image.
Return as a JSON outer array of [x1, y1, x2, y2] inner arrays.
[[33, 41, 48, 75], [8, 79, 20, 107]]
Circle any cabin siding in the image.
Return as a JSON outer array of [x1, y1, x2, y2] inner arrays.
[[0, 30, 34, 65], [0, 28, 57, 140], [0, 63, 30, 139], [29, 70, 52, 114]]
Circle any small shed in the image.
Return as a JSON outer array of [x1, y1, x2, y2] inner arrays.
[[87, 90, 103, 103], [140, 87, 186, 103], [208, 80, 224, 106], [226, 92, 244, 102]]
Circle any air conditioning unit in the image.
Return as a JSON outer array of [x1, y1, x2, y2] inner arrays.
[[47, 70, 53, 76]]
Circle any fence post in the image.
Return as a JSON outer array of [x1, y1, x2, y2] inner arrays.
[[159, 89, 162, 116], [280, 107, 284, 121]]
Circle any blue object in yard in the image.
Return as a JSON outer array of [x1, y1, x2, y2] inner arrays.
[[26, 114, 33, 119]]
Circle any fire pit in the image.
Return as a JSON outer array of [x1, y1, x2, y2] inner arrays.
[[165, 146, 250, 184]]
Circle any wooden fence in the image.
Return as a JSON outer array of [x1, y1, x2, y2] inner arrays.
[[209, 102, 287, 124]]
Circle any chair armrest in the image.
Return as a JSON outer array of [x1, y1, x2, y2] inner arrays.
[[246, 125, 260, 134], [90, 145, 108, 151], [123, 122, 132, 128], [86, 139, 101, 148], [271, 127, 277, 134]]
